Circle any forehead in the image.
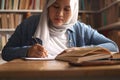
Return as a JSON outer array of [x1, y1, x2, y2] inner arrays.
[[55, 0, 70, 5]]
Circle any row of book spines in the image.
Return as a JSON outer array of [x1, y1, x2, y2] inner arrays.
[[99, 0, 117, 9], [79, 0, 99, 11], [78, 13, 96, 28], [0, 34, 11, 51], [0, 0, 102, 11], [79, 0, 117, 11], [107, 30, 120, 50], [0, 0, 46, 10], [100, 4, 120, 26], [0, 13, 32, 29], [0, 12, 96, 29]]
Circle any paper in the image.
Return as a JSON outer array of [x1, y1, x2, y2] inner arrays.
[[22, 57, 55, 60], [22, 54, 58, 61]]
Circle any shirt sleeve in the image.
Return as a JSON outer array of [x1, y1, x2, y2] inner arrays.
[[1, 15, 40, 61], [76, 22, 119, 52]]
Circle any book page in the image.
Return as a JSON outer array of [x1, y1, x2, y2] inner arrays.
[[57, 47, 111, 57]]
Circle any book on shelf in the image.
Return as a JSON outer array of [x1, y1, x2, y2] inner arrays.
[[100, 0, 120, 27], [13, 0, 19, 10], [117, 2, 120, 21], [0, 0, 45, 10], [55, 47, 118, 64], [0, 0, 5, 10], [0, 13, 23, 29], [0, 34, 12, 51], [1, 13, 8, 29], [0, 35, 2, 51], [0, 14, 1, 29], [79, 0, 99, 11]]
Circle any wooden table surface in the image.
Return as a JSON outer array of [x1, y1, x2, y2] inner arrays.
[[0, 59, 120, 80], [0, 52, 120, 80]]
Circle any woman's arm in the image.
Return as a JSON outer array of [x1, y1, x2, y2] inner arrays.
[[1, 15, 40, 61], [75, 22, 119, 52]]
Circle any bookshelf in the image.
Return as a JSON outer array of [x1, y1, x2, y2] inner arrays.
[[0, 0, 120, 51], [97, 0, 120, 31], [0, 0, 46, 51], [96, 0, 120, 50]]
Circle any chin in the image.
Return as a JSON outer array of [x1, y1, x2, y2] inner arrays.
[[53, 23, 63, 27]]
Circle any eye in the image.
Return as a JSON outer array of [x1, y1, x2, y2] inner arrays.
[[64, 8, 71, 11], [64, 6, 71, 11], [53, 4, 59, 9]]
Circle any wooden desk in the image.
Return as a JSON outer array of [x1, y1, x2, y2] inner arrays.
[[0, 59, 120, 80]]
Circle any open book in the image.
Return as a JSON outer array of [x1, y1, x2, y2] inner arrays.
[[22, 46, 119, 66], [55, 47, 117, 64]]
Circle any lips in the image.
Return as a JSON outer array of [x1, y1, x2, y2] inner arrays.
[[54, 18, 63, 22]]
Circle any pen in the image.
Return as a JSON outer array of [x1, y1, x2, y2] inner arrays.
[[32, 36, 39, 44], [32, 36, 47, 57], [32, 36, 43, 45]]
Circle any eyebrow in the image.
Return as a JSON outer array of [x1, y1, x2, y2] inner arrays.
[[53, 2, 70, 8]]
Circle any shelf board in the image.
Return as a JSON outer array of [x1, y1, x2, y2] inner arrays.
[[0, 29, 15, 34], [79, 10, 97, 14], [98, 0, 120, 13], [0, 10, 43, 13], [98, 22, 120, 31], [0, 29, 15, 32]]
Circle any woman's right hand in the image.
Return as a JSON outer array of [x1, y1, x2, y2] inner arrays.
[[27, 44, 48, 58]]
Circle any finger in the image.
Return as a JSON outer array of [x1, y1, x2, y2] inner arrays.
[[41, 52, 47, 58], [64, 49, 72, 53], [44, 50, 48, 57], [30, 44, 48, 58], [36, 50, 48, 58], [36, 45, 48, 56], [34, 52, 43, 58], [35, 44, 46, 52]]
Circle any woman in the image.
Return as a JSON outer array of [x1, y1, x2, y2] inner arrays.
[[2, 0, 119, 61]]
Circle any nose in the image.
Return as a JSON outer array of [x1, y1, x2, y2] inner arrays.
[[56, 8, 64, 16]]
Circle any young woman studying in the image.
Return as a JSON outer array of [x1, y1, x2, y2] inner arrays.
[[2, 0, 119, 61]]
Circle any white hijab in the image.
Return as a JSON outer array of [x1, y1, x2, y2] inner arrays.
[[34, 0, 78, 57]]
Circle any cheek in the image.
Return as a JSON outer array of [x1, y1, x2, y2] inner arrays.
[[49, 13, 55, 24], [48, 9, 55, 22], [64, 13, 72, 22]]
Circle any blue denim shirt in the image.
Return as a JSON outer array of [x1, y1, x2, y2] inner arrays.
[[2, 15, 119, 61]]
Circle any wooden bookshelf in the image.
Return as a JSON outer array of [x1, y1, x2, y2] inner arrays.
[[0, 0, 46, 51]]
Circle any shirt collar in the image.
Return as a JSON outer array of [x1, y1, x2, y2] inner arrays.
[[67, 25, 75, 33]]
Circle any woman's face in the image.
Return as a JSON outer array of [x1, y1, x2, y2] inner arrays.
[[48, 0, 72, 27]]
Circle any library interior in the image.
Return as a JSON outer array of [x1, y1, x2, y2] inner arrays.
[[0, 0, 120, 54], [0, 0, 120, 60]]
